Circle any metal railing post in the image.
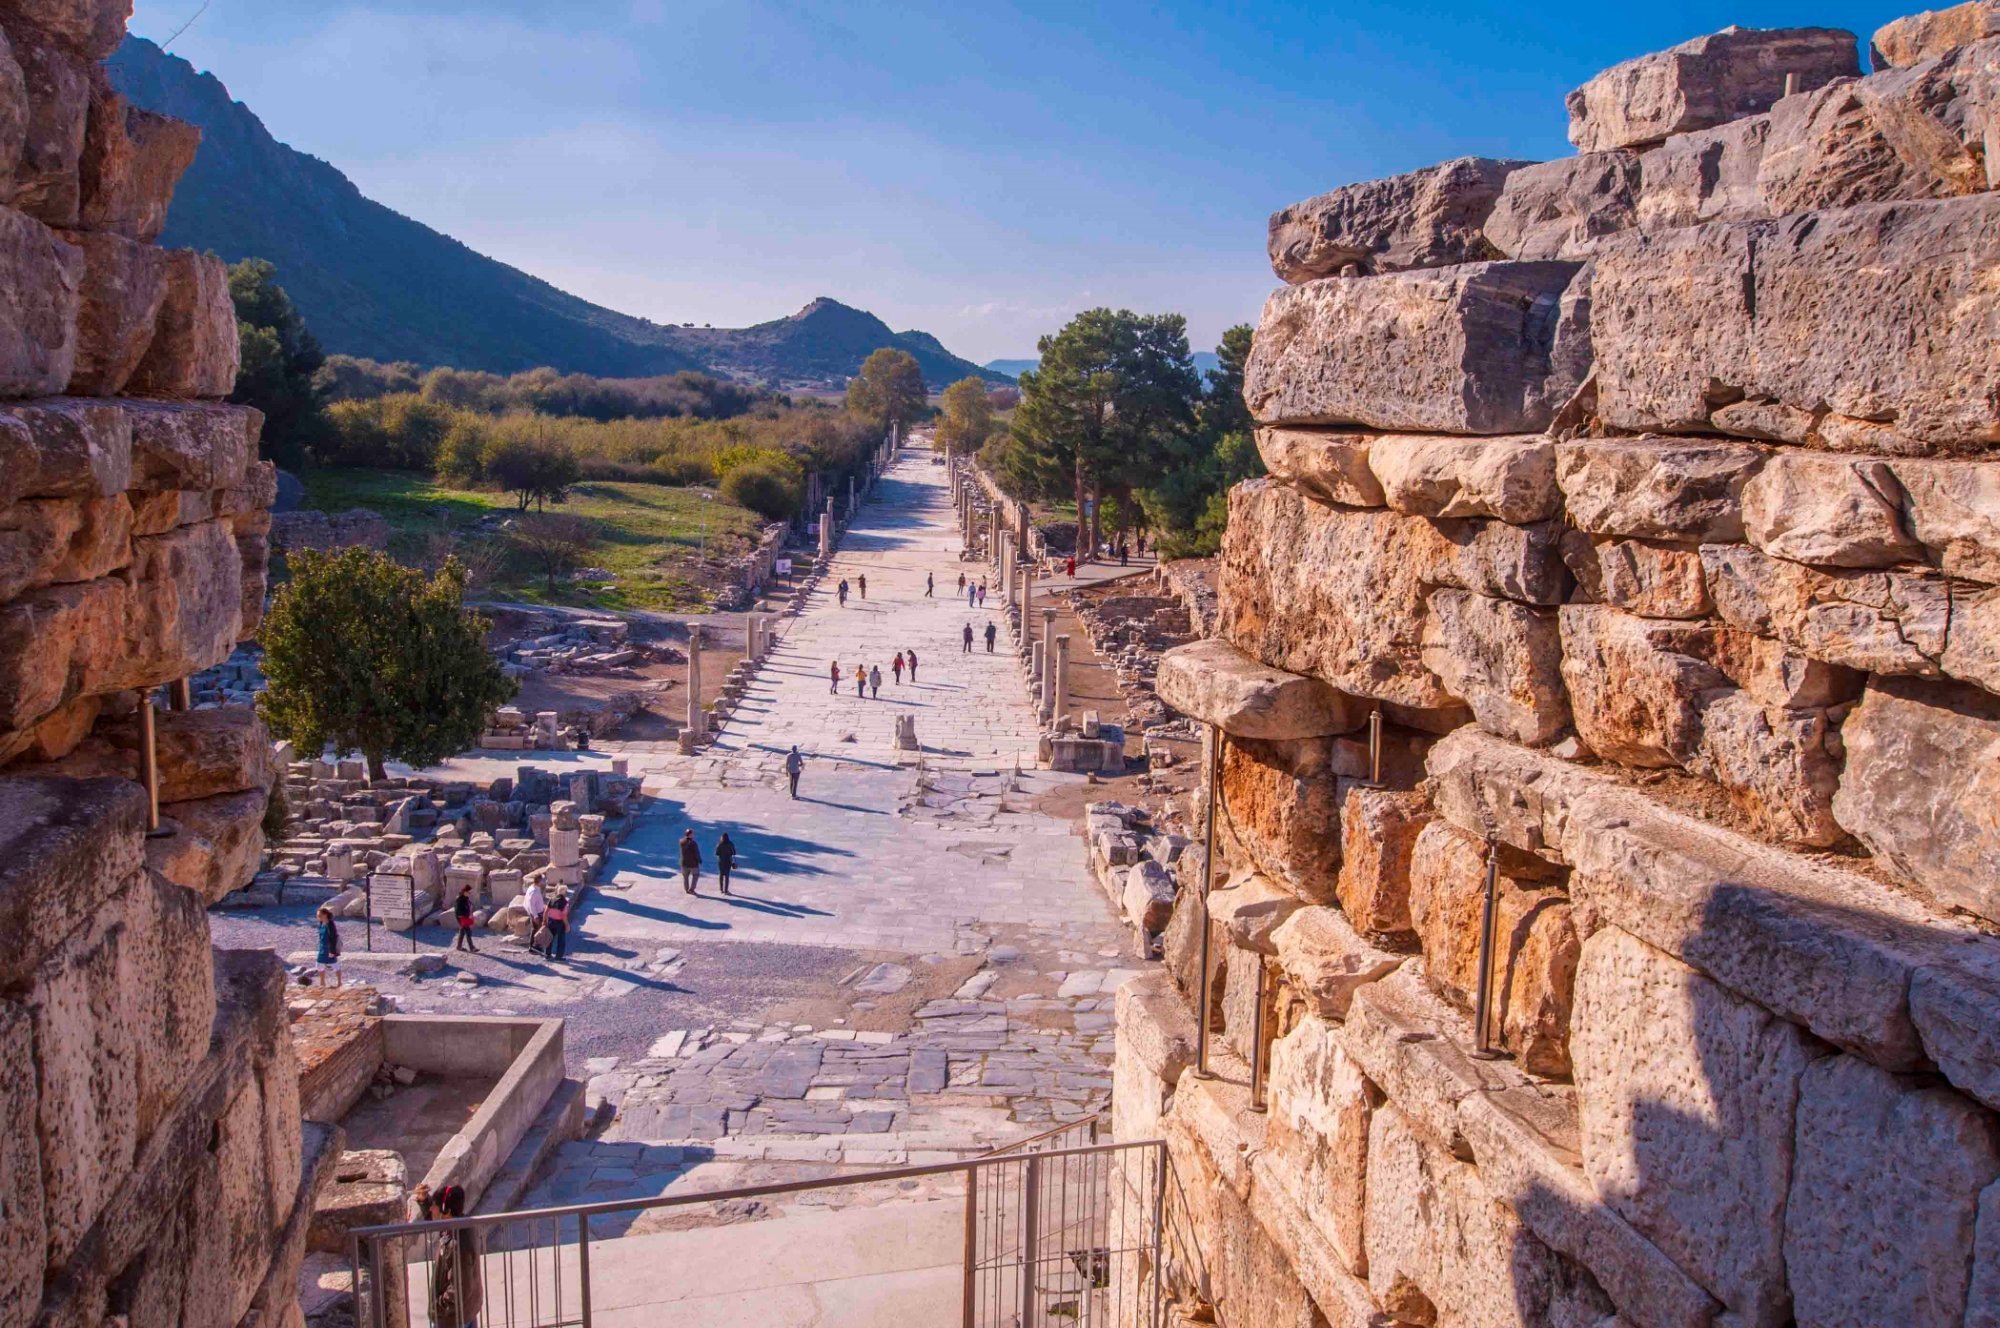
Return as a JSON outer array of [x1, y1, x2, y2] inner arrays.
[[1149, 1144, 1167, 1328], [1021, 1153, 1042, 1328], [169, 676, 191, 710], [1195, 723, 1220, 1078], [1368, 707, 1383, 785], [1473, 839, 1501, 1058], [962, 1165, 978, 1328], [578, 1216, 594, 1326], [1249, 958, 1270, 1112]]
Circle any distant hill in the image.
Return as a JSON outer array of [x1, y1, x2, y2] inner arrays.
[[984, 351, 1222, 381], [107, 36, 1007, 389]]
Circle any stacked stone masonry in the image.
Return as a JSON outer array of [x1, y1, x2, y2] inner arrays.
[[0, 1, 325, 1324], [1124, 10, 2000, 1328]]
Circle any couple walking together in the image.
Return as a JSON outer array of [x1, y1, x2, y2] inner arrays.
[[679, 828, 738, 895]]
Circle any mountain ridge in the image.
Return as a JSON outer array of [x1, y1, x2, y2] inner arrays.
[[107, 36, 1007, 389]]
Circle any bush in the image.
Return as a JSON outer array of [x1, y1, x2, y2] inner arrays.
[[722, 462, 802, 521]]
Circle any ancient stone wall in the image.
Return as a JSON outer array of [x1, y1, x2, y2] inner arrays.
[[0, 2, 331, 1324], [1120, 10, 2000, 1328]]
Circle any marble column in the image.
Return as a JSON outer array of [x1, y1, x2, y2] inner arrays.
[[686, 626, 706, 740], [1052, 634, 1071, 723]]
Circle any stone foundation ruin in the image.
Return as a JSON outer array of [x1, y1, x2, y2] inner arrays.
[[1115, 10, 2000, 1328], [0, 0, 332, 1321]]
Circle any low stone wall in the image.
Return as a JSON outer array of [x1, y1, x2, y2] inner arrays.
[[382, 1015, 567, 1210], [1121, 11, 2000, 1328]]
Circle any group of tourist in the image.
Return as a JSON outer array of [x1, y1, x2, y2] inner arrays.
[[959, 570, 988, 607], [835, 573, 869, 606], [308, 873, 578, 987], [827, 647, 922, 698]]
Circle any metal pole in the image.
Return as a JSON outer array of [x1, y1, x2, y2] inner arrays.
[[1149, 1144, 1167, 1328], [1194, 723, 1220, 1079], [1021, 1154, 1041, 1328], [961, 1166, 978, 1328], [169, 676, 191, 710], [578, 1215, 594, 1327], [1368, 708, 1383, 785], [1249, 959, 1270, 1112], [409, 877, 418, 956], [1473, 839, 1501, 1057]]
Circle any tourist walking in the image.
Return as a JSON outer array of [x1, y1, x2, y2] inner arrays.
[[985, 622, 998, 652], [957, 572, 967, 595], [869, 664, 882, 698], [679, 828, 702, 894], [1066, 555, 1076, 577], [523, 878, 549, 956], [856, 665, 867, 698], [413, 1184, 482, 1328], [785, 745, 805, 798], [715, 831, 736, 896], [838, 579, 849, 607], [966, 582, 976, 607], [858, 574, 868, 599], [978, 581, 988, 606], [1120, 542, 1129, 567], [545, 889, 571, 960], [892, 651, 905, 683], [963, 622, 974, 653], [906, 648, 918, 681], [925, 572, 934, 597], [314, 906, 342, 988], [829, 660, 840, 693], [452, 883, 478, 953]]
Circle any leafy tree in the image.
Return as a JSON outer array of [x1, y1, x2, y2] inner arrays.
[[258, 548, 515, 781], [228, 258, 328, 469], [722, 461, 803, 520], [1133, 323, 1262, 557], [845, 347, 928, 436], [511, 513, 596, 591], [484, 432, 580, 511], [935, 376, 995, 459], [1197, 323, 1254, 439], [1012, 309, 1199, 560]]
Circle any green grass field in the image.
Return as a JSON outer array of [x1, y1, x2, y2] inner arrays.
[[299, 468, 768, 611]]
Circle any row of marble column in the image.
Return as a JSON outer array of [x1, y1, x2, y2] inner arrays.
[[951, 471, 1071, 731]]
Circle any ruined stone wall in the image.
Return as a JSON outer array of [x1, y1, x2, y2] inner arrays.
[[0, 2, 332, 1324], [1119, 10, 2000, 1328]]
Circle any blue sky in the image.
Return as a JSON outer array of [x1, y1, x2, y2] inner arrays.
[[129, 1, 1912, 362]]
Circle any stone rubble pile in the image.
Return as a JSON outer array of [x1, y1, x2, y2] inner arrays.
[[267, 506, 388, 554], [0, 0, 333, 1319], [260, 760, 638, 932], [1082, 800, 1191, 954], [1062, 572, 1199, 728], [1114, 11, 2000, 1328]]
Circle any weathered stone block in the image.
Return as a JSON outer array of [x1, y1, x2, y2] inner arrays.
[[1368, 433, 1559, 524], [1485, 150, 1641, 260], [125, 247, 238, 398], [1566, 25, 1860, 151], [1739, 451, 1926, 569], [1571, 925, 1817, 1328], [0, 492, 131, 600], [1421, 589, 1569, 746], [0, 573, 122, 733], [1156, 638, 1367, 739], [1245, 260, 1591, 434], [1334, 783, 1429, 939], [1560, 533, 1711, 620], [1592, 198, 2000, 453], [1784, 1053, 2000, 1328], [111, 517, 243, 689], [1970, 1176, 2000, 1328], [1219, 735, 1342, 902], [147, 786, 267, 904], [1269, 904, 1404, 1019], [1833, 676, 2000, 924], [77, 77, 201, 241], [62, 226, 164, 394], [1206, 869, 1302, 956], [1682, 689, 1845, 848], [1123, 857, 1178, 935], [0, 1001, 44, 1328], [125, 399, 259, 492], [9, 0, 134, 60], [1253, 427, 1385, 507], [0, 27, 88, 225], [1555, 438, 1766, 543], [1558, 605, 1721, 768], [1267, 155, 1530, 281], [0, 203, 78, 396], [1873, 1, 2000, 67], [1263, 1015, 1375, 1276], [0, 395, 127, 506]]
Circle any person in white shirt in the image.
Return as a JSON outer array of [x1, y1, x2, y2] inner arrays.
[[523, 880, 549, 956]]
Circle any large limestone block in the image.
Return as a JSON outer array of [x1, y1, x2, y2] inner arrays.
[[1420, 589, 1569, 746], [1832, 677, 2000, 923], [1893, 454, 2000, 582], [126, 399, 260, 492], [9, 0, 134, 60], [1427, 727, 1953, 1067], [1561, 533, 1710, 620], [0, 25, 88, 225], [0, 573, 123, 732], [1971, 1178, 2000, 1328], [1218, 480, 1562, 724], [1207, 868, 1303, 954], [1873, 1, 2000, 67], [1634, 113, 1773, 231], [1739, 451, 1923, 567], [1784, 1053, 2000, 1328], [1156, 638, 1366, 739], [0, 395, 127, 504], [77, 77, 201, 241], [1219, 735, 1341, 902], [1245, 260, 1592, 434], [1555, 438, 1766, 543], [124, 248, 238, 399], [1558, 605, 1722, 767], [1485, 151, 1641, 260], [1593, 198, 2000, 453], [0, 775, 144, 988], [112, 517, 244, 688], [1681, 690, 1845, 849], [1571, 926, 1817, 1328], [1253, 427, 1385, 507], [123, 868, 214, 1139], [0, 203, 79, 396], [1566, 25, 1860, 151], [0, 491, 132, 600], [147, 786, 267, 904], [1123, 858, 1177, 934], [1334, 783, 1429, 939], [1407, 820, 1580, 1077], [0, 1002, 43, 1328], [62, 226, 165, 394], [1269, 904, 1404, 1018], [1367, 433, 1559, 524], [0, 30, 23, 203], [1267, 155, 1530, 282], [1263, 1016, 1375, 1276], [151, 704, 275, 801]]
